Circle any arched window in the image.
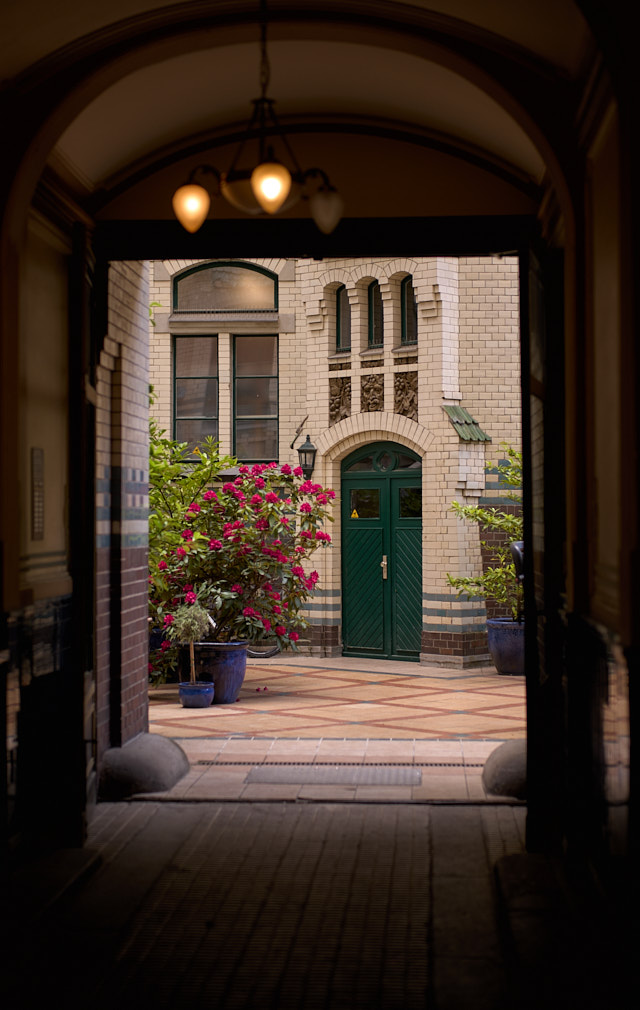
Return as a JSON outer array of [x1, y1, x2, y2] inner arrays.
[[171, 262, 279, 456], [401, 276, 418, 345], [368, 280, 384, 347], [336, 285, 351, 351], [173, 261, 278, 312]]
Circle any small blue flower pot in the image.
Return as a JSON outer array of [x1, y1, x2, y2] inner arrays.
[[179, 641, 249, 704], [178, 681, 215, 708]]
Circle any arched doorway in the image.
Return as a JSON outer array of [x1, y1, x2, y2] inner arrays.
[[341, 442, 422, 661]]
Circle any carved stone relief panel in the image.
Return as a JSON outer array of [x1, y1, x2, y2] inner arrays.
[[329, 376, 351, 425], [361, 374, 384, 412], [394, 371, 418, 420]]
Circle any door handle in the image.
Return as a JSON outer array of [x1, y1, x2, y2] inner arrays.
[[380, 555, 388, 580]]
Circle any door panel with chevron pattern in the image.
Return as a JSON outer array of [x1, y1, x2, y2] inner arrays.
[[392, 527, 422, 655], [341, 443, 422, 661], [343, 526, 385, 652]]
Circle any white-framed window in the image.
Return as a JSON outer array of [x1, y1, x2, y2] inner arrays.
[[173, 335, 218, 450], [233, 334, 278, 461]]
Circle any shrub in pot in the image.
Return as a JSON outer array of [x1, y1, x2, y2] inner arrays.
[[148, 420, 335, 699], [446, 445, 524, 675], [164, 598, 215, 708]]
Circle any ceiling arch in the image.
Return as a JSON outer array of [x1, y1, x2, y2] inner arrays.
[[1, 1, 598, 233]]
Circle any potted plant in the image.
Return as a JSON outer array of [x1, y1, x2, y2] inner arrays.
[[163, 595, 215, 707], [148, 421, 335, 701], [446, 444, 524, 675]]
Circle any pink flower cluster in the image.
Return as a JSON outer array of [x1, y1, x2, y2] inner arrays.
[[149, 451, 336, 673]]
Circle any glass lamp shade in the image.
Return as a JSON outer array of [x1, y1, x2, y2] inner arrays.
[[309, 187, 344, 234], [172, 184, 211, 232], [250, 161, 292, 213], [297, 434, 317, 478], [220, 173, 263, 215], [222, 170, 302, 215]]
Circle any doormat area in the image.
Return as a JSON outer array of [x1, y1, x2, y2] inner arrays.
[[246, 764, 422, 786]]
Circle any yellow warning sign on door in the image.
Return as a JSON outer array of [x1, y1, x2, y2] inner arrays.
[[351, 509, 359, 518]]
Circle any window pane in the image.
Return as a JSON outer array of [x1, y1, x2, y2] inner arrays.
[[235, 419, 278, 460], [177, 265, 276, 311], [176, 418, 219, 451], [176, 378, 218, 418], [175, 336, 218, 377], [337, 286, 351, 351], [345, 455, 374, 472], [376, 451, 393, 471], [397, 453, 421, 469], [399, 486, 422, 518], [235, 336, 277, 375], [369, 282, 383, 347], [236, 377, 277, 416], [349, 488, 380, 519], [402, 278, 418, 344]]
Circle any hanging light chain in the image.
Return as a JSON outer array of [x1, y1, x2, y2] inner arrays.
[[259, 0, 270, 98], [171, 0, 343, 232]]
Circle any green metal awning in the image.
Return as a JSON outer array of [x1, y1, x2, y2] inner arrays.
[[443, 404, 491, 442]]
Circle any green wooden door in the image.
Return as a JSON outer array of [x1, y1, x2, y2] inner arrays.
[[342, 444, 422, 660]]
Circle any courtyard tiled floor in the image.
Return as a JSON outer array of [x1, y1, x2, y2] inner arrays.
[[147, 654, 526, 803], [149, 654, 526, 741]]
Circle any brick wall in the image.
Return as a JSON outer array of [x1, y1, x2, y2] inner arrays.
[[95, 260, 149, 758]]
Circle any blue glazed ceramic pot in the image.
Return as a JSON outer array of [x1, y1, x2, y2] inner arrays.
[[181, 641, 249, 704], [486, 619, 525, 676], [178, 681, 215, 708]]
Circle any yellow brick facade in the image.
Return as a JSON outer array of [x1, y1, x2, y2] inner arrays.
[[149, 256, 520, 666]]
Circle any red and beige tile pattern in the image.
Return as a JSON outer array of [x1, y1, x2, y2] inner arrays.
[[147, 656, 526, 802], [149, 654, 526, 741]]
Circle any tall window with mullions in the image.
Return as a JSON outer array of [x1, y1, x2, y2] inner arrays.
[[174, 335, 218, 450], [368, 280, 384, 347], [234, 334, 278, 461], [401, 275, 418, 345], [336, 285, 351, 351]]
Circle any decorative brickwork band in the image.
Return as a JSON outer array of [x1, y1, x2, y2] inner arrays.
[[421, 629, 489, 661], [308, 623, 342, 656]]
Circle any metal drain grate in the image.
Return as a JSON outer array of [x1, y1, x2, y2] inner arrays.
[[245, 765, 422, 786], [195, 760, 484, 768]]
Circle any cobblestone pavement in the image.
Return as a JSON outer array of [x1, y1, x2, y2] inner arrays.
[[4, 800, 526, 1010]]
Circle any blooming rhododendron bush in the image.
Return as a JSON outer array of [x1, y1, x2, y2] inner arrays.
[[148, 420, 334, 683]]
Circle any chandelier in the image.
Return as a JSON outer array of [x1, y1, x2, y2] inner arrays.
[[172, 0, 344, 235]]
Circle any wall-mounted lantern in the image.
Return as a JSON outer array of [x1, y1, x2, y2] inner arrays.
[[297, 435, 317, 480]]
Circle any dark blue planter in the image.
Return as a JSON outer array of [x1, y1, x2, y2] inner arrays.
[[486, 619, 525, 676], [179, 641, 249, 704], [178, 681, 215, 708], [149, 626, 165, 651]]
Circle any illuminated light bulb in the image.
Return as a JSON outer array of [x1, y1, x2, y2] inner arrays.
[[172, 184, 211, 233], [250, 161, 292, 213]]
